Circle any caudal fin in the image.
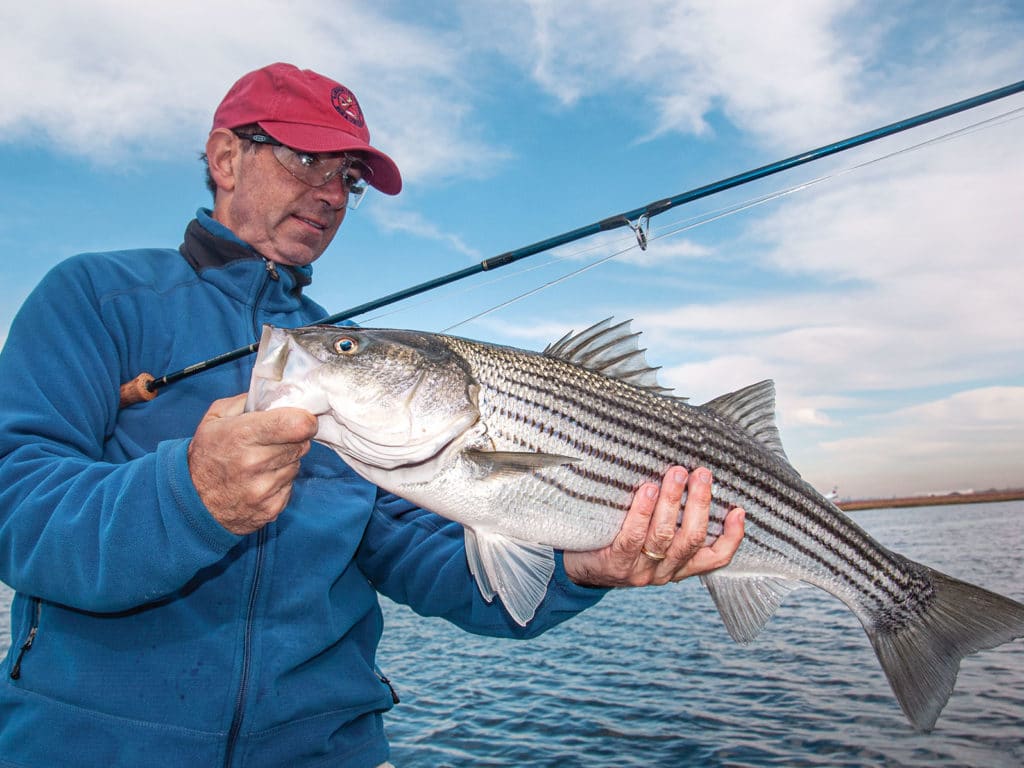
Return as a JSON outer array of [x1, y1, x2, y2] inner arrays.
[[868, 567, 1024, 731]]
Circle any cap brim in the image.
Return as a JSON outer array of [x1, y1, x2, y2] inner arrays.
[[258, 120, 402, 195]]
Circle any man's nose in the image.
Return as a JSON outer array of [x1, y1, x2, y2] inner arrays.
[[316, 175, 350, 210]]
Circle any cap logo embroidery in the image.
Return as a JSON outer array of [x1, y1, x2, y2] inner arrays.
[[331, 86, 365, 128]]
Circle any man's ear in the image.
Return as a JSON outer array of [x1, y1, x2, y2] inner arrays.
[[206, 129, 241, 193]]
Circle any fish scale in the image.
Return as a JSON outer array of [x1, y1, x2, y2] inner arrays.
[[246, 317, 1024, 732], [480, 334, 931, 618], [446, 331, 966, 655], [455, 334, 911, 613]]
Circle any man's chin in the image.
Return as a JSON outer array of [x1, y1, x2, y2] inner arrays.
[[268, 242, 326, 268]]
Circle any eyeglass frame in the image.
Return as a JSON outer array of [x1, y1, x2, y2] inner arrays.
[[232, 130, 371, 208]]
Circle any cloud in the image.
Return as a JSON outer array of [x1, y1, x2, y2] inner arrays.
[[0, 1, 498, 183], [4, 1, 1018, 189], [809, 387, 1024, 497], [454, 0, 864, 144], [621, 114, 1024, 381], [459, 0, 1023, 151], [489, 0, 857, 136], [368, 206, 482, 260]]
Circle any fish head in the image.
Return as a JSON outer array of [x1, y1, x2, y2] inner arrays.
[[246, 325, 480, 469]]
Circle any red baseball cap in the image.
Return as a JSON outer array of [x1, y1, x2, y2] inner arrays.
[[212, 62, 402, 195]]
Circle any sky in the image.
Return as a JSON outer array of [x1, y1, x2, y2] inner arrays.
[[1, 0, 1022, 500]]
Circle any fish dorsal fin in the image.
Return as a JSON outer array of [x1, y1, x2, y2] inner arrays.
[[543, 318, 678, 396], [703, 380, 792, 466]]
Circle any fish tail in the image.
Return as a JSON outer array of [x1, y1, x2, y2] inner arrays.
[[867, 566, 1024, 731]]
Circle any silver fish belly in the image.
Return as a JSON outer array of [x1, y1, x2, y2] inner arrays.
[[246, 318, 1024, 732]]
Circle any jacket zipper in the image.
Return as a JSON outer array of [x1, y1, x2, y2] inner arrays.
[[9, 598, 41, 680], [251, 259, 279, 341], [223, 260, 280, 764], [223, 527, 268, 767], [377, 670, 400, 705], [223, 261, 278, 766]]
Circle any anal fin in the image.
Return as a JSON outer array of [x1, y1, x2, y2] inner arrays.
[[701, 572, 801, 644]]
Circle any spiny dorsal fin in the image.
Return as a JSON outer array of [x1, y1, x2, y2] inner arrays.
[[703, 380, 793, 467], [544, 318, 679, 396]]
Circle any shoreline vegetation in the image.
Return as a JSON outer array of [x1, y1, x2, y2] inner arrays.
[[837, 488, 1024, 512]]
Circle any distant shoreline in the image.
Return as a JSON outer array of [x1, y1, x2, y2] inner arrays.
[[837, 489, 1024, 512]]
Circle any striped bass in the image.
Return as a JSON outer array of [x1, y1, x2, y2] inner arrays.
[[245, 318, 1024, 731]]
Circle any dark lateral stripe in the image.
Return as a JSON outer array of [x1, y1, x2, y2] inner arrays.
[[530, 364, 910, 595], [492, 371, 902, 590], [496, 370, 903, 588], [454, 339, 913, 598], [456, 340, 913, 605], [523, 455, 882, 600]]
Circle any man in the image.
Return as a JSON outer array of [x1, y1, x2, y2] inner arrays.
[[0, 63, 744, 767]]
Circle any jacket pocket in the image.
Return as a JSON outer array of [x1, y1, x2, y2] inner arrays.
[[9, 597, 41, 680]]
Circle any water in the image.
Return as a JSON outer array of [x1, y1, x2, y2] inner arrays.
[[376, 501, 1024, 767], [2, 502, 1022, 766]]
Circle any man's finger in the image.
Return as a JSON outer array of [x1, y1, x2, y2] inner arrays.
[[673, 507, 746, 581], [707, 506, 746, 567], [641, 466, 687, 561], [664, 468, 713, 563], [613, 482, 659, 561], [203, 393, 249, 420], [258, 437, 313, 472]]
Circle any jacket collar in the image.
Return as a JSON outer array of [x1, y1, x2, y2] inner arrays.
[[179, 209, 313, 310]]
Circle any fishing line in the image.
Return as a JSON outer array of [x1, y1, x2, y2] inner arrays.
[[377, 184, 835, 329], [116, 79, 1024, 406], [391, 104, 1024, 331], [372, 165, 864, 328], [441, 103, 1024, 333], [441, 190, 808, 333]]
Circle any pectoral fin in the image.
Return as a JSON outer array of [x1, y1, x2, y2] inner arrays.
[[463, 527, 556, 626], [463, 449, 580, 481]]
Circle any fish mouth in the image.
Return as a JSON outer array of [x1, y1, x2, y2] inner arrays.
[[251, 326, 289, 382], [245, 326, 329, 414]]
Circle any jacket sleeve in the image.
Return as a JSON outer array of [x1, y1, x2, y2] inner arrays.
[[0, 258, 240, 613], [357, 489, 607, 638]]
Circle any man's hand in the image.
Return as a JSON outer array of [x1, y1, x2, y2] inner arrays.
[[563, 466, 745, 587], [188, 394, 319, 535]]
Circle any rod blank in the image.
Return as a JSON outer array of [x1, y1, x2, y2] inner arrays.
[[119, 78, 1024, 407]]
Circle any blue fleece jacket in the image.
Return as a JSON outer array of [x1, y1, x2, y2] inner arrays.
[[0, 212, 604, 767]]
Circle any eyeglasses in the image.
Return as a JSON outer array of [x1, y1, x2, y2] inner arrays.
[[233, 132, 370, 209]]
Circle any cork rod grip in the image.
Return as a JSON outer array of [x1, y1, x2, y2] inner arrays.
[[119, 373, 158, 408]]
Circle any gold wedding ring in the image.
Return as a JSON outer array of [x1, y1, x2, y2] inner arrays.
[[640, 547, 667, 562]]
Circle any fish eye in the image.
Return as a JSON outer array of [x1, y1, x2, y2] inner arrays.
[[333, 336, 359, 354]]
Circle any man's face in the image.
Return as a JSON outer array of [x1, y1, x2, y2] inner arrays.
[[217, 135, 355, 267]]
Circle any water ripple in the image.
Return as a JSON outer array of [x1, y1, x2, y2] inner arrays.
[[377, 502, 1024, 767], [1, 502, 1021, 766]]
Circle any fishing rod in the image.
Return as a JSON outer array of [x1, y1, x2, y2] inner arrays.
[[118, 78, 1024, 408]]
